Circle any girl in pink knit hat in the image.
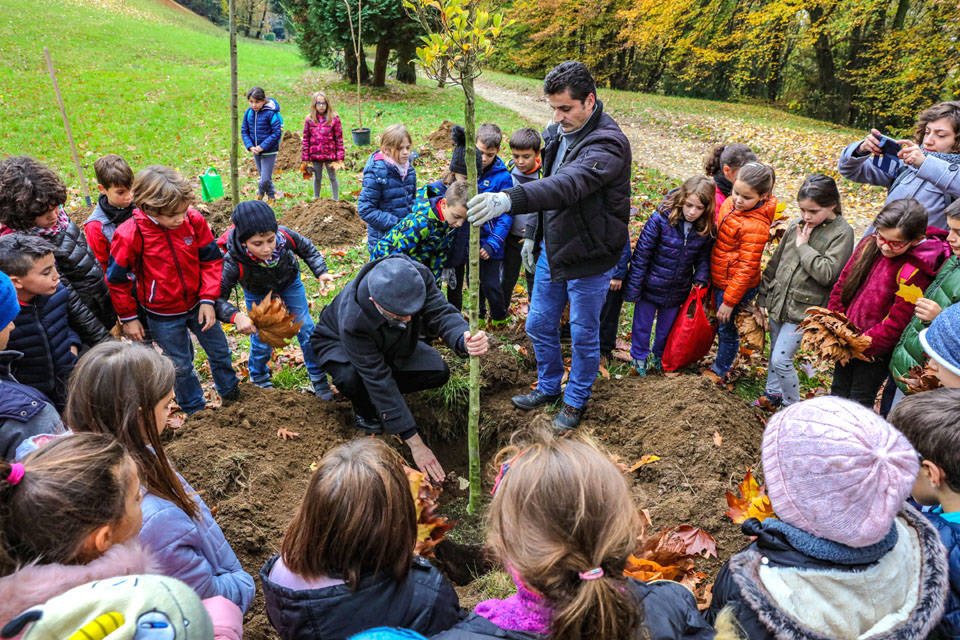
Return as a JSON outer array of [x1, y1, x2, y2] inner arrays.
[[706, 395, 949, 640]]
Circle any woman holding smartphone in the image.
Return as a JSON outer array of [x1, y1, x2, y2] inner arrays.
[[838, 101, 960, 231]]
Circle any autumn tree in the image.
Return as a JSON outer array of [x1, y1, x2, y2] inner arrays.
[[404, 0, 509, 512]]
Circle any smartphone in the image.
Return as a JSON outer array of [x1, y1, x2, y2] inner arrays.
[[872, 134, 902, 176]]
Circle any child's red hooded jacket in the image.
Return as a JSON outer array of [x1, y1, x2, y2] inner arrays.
[[828, 227, 950, 356], [106, 208, 223, 321], [711, 196, 778, 306]]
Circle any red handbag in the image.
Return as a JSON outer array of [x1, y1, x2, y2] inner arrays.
[[661, 286, 717, 372]]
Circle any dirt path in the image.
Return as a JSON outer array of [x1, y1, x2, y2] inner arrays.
[[474, 79, 706, 180]]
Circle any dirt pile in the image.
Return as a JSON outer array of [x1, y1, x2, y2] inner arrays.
[[426, 120, 456, 150], [278, 198, 366, 248], [68, 204, 94, 228], [165, 386, 354, 640], [196, 197, 234, 237], [245, 130, 304, 177]]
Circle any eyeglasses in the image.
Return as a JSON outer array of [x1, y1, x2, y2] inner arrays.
[[874, 232, 908, 250], [316, 101, 327, 105]]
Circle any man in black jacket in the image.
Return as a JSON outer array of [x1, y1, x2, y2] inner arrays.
[[311, 254, 489, 482], [467, 61, 631, 431]]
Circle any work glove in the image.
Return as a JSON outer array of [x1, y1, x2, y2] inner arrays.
[[441, 268, 458, 290], [521, 238, 536, 274], [467, 192, 511, 226]]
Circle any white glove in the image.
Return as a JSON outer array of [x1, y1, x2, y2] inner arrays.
[[521, 238, 536, 274], [467, 192, 511, 226]]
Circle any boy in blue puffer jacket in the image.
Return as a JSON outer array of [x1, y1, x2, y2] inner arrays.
[[447, 124, 513, 322], [0, 234, 110, 410], [623, 176, 715, 375], [890, 388, 960, 639], [241, 87, 283, 204], [358, 124, 418, 257]]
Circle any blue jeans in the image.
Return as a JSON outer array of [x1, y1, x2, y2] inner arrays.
[[254, 153, 277, 198], [526, 250, 613, 408], [711, 286, 758, 377], [147, 309, 240, 414], [630, 300, 681, 361], [244, 278, 325, 384]]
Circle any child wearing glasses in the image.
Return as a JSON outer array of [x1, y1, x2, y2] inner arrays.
[[301, 91, 345, 200], [827, 198, 950, 406]]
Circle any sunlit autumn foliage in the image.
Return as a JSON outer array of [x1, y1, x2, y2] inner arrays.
[[725, 469, 776, 524]]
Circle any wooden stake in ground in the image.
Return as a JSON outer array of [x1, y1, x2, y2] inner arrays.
[[404, 0, 510, 513], [43, 47, 92, 206], [229, 0, 240, 204]]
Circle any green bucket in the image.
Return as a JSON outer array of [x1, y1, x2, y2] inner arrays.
[[199, 167, 224, 202]]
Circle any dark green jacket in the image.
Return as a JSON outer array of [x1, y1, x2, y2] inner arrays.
[[758, 216, 854, 324], [890, 255, 960, 391]]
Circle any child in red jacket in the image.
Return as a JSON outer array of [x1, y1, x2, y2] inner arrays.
[[301, 91, 344, 200], [107, 165, 240, 414], [828, 198, 950, 407]]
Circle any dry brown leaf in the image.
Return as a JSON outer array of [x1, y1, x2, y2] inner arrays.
[[896, 363, 942, 394], [249, 292, 303, 348], [629, 455, 661, 471], [406, 467, 455, 558], [713, 431, 722, 447], [798, 307, 872, 366], [276, 427, 300, 440], [736, 304, 766, 353]]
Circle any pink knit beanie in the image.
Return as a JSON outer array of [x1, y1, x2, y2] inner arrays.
[[762, 396, 919, 547]]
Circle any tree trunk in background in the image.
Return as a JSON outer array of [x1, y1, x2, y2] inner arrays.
[[395, 40, 417, 84], [254, 0, 269, 37], [373, 40, 390, 87], [344, 46, 371, 84], [892, 0, 910, 29]]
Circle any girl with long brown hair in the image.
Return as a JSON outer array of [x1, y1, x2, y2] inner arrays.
[[260, 438, 461, 640], [827, 198, 950, 406], [65, 341, 255, 619], [623, 175, 716, 376], [435, 427, 713, 640], [301, 91, 345, 200]]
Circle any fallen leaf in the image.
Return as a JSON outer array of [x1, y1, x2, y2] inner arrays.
[[725, 468, 777, 524], [798, 307, 872, 366], [713, 431, 722, 447], [598, 364, 611, 379], [629, 454, 661, 471], [406, 467, 455, 558], [277, 427, 300, 440]]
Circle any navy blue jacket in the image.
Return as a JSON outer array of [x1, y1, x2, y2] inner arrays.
[[358, 151, 418, 255], [45, 221, 116, 330], [8, 284, 111, 410], [0, 350, 63, 460], [432, 579, 713, 640], [448, 160, 515, 266], [261, 554, 462, 640], [215, 225, 328, 323], [623, 207, 712, 308], [241, 98, 283, 154], [926, 512, 960, 639], [502, 101, 631, 281]]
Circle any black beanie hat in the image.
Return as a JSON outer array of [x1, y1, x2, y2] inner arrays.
[[232, 200, 278, 242], [449, 125, 482, 176]]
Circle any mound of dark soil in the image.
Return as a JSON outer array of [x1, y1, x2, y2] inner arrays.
[[426, 120, 456, 150], [196, 197, 234, 237], [278, 199, 366, 248], [245, 130, 304, 177]]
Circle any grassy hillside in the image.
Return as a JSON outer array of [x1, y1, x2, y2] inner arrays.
[[0, 0, 532, 206]]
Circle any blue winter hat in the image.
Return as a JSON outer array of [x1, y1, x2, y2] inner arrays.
[[0, 272, 18, 330], [348, 629, 428, 640], [920, 303, 960, 378], [366, 256, 426, 316], [232, 200, 278, 243]]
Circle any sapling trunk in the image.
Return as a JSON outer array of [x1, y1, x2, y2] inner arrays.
[[462, 51, 482, 515], [229, 0, 240, 204]]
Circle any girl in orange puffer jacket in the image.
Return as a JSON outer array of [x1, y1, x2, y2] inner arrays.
[[707, 162, 778, 380]]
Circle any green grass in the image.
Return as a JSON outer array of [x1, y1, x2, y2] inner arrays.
[[1, 0, 532, 210]]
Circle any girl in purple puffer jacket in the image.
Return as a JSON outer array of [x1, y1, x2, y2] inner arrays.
[[302, 91, 345, 200], [623, 175, 716, 376]]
